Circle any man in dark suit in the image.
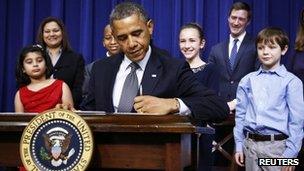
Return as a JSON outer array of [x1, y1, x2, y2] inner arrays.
[[207, 2, 257, 167], [208, 2, 257, 112], [81, 2, 229, 122]]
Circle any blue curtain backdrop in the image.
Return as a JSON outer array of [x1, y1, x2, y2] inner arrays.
[[1, 0, 304, 111]]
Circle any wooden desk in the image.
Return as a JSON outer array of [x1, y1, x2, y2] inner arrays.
[[0, 113, 210, 171]]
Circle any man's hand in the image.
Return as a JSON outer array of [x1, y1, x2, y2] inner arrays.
[[133, 95, 179, 115], [234, 152, 245, 167], [227, 99, 237, 114]]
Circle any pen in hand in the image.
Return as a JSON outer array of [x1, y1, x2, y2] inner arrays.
[[139, 84, 143, 96], [135, 84, 143, 114]]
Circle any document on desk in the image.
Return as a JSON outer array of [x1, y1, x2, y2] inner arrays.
[[75, 111, 106, 115], [113, 112, 145, 115], [113, 112, 179, 116], [0, 112, 37, 115]]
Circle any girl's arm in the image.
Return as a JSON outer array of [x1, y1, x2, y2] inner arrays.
[[62, 82, 74, 109], [14, 91, 24, 112]]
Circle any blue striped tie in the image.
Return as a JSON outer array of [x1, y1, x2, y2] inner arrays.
[[229, 39, 238, 69]]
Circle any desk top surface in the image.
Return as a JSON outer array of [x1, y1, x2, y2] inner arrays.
[[0, 112, 214, 134]]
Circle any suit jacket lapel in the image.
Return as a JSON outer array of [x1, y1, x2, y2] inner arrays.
[[222, 41, 232, 76], [107, 54, 123, 109], [52, 51, 66, 69], [141, 48, 162, 95]]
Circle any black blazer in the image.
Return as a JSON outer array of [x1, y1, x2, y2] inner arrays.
[[81, 46, 229, 122], [51, 50, 85, 108], [208, 33, 258, 101], [82, 61, 95, 100]]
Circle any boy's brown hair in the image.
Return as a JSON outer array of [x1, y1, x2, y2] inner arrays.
[[256, 27, 289, 50]]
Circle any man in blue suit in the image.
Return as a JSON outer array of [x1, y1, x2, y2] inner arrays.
[[208, 2, 257, 112], [81, 2, 229, 122]]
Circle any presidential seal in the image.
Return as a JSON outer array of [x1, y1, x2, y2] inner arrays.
[[20, 109, 93, 171]]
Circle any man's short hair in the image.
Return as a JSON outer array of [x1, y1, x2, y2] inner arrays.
[[256, 27, 289, 50], [228, 2, 251, 21], [110, 2, 149, 26]]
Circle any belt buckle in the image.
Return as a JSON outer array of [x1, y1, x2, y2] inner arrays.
[[245, 132, 250, 139], [271, 134, 275, 141]]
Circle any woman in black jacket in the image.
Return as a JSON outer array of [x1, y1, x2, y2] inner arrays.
[[36, 17, 84, 109]]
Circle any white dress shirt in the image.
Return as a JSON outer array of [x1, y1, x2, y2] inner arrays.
[[112, 46, 190, 115], [106, 51, 111, 57], [228, 31, 246, 58]]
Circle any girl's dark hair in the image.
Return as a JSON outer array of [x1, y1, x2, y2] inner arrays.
[[36, 16, 72, 51], [179, 23, 205, 41], [15, 44, 53, 87]]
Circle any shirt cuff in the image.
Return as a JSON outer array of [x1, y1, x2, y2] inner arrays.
[[177, 98, 191, 116], [282, 149, 298, 158], [235, 142, 243, 153]]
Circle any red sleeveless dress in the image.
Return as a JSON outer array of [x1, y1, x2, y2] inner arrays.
[[19, 79, 63, 113]]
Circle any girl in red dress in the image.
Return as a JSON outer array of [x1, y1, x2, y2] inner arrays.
[[14, 44, 73, 113]]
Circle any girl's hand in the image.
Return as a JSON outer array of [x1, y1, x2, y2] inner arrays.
[[55, 103, 75, 111]]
